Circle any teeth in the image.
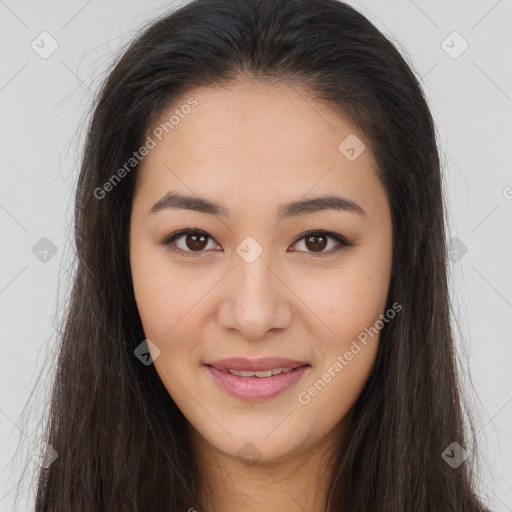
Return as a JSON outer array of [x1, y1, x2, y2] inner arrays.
[[224, 367, 296, 377]]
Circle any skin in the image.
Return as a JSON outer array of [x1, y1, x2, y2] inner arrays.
[[129, 79, 393, 512]]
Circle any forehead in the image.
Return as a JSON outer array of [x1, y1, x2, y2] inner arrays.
[[135, 80, 383, 217]]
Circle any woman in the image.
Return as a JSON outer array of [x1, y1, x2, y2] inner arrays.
[[32, 0, 488, 510]]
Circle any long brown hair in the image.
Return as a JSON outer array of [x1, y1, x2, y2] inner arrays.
[[20, 0, 487, 510]]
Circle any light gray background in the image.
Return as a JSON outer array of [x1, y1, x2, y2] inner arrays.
[[1, 0, 511, 510]]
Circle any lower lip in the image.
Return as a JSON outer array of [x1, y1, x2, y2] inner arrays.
[[205, 365, 310, 401]]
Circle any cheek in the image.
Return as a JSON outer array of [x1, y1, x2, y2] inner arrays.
[[293, 258, 390, 349], [131, 245, 206, 342], [295, 271, 386, 415], [130, 247, 222, 402], [131, 264, 203, 399], [297, 254, 391, 415], [297, 340, 378, 427]]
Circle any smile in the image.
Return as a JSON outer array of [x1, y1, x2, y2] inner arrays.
[[220, 367, 295, 377], [204, 363, 311, 401]]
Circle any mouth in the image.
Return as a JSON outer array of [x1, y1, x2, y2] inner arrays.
[[204, 357, 309, 372], [212, 367, 299, 377], [203, 357, 311, 401]]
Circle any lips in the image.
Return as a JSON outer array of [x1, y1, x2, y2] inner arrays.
[[205, 363, 311, 401], [203, 357, 311, 400], [204, 357, 309, 372]]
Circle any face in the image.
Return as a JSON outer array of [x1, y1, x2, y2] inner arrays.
[[129, 80, 393, 466]]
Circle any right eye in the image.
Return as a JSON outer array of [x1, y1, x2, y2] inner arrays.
[[161, 229, 221, 257]]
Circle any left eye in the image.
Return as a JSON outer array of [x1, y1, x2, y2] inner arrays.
[[161, 229, 350, 257], [291, 231, 349, 254]]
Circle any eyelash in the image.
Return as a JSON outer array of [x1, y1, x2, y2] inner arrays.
[[160, 228, 352, 258]]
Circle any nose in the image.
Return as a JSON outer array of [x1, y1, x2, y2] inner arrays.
[[216, 250, 293, 341]]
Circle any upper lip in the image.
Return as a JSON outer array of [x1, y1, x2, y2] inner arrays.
[[205, 357, 309, 372]]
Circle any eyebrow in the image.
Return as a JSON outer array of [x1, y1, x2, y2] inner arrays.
[[148, 191, 366, 219]]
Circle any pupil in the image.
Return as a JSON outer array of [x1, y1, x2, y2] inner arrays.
[[306, 234, 327, 252]]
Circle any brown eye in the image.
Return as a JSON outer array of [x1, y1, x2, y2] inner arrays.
[[304, 234, 328, 252], [291, 230, 350, 256], [185, 233, 208, 251], [162, 229, 219, 256]]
